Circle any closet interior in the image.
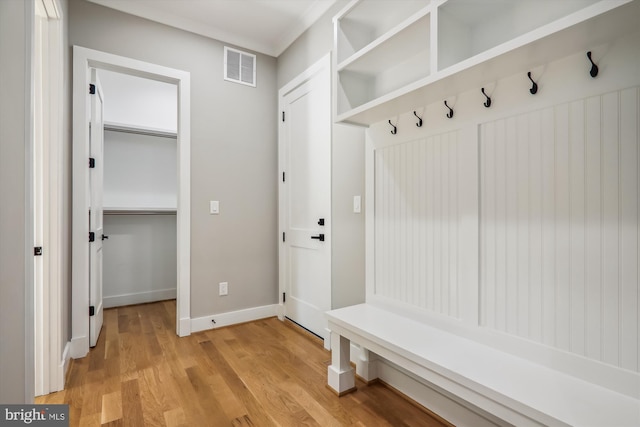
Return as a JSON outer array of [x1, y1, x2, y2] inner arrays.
[[99, 69, 178, 308]]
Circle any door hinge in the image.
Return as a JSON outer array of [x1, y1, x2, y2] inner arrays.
[[283, 292, 286, 303], [282, 171, 285, 182], [89, 84, 96, 95], [282, 111, 285, 122], [89, 306, 95, 316], [89, 232, 95, 242], [34, 246, 43, 256], [282, 232, 286, 242], [89, 158, 95, 168]]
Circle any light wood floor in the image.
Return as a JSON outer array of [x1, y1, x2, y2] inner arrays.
[[37, 300, 450, 426]]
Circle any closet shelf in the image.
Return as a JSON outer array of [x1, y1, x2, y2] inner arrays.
[[104, 121, 177, 138], [104, 207, 177, 215], [335, 0, 638, 127]]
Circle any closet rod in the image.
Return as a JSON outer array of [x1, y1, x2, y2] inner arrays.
[[104, 122, 177, 139], [104, 210, 177, 216]]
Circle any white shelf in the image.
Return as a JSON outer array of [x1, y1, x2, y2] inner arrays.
[[336, 0, 431, 64], [337, 7, 431, 73], [334, 0, 638, 126], [104, 121, 177, 138], [104, 207, 176, 215]]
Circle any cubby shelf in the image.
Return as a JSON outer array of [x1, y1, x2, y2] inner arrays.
[[333, 0, 638, 126]]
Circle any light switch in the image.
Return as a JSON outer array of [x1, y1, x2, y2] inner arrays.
[[210, 200, 219, 215], [353, 195, 361, 214]]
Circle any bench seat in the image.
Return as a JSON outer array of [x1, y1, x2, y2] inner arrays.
[[326, 303, 640, 427]]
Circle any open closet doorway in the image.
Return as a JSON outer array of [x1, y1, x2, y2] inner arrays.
[[71, 47, 191, 359], [99, 70, 179, 315]]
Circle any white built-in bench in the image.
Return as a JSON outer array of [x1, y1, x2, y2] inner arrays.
[[326, 304, 640, 427]]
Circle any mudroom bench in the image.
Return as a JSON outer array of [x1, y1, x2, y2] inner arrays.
[[326, 303, 640, 427]]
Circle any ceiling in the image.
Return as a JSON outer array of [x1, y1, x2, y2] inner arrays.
[[87, 0, 338, 57]]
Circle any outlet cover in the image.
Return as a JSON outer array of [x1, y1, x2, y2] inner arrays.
[[219, 281, 228, 296]]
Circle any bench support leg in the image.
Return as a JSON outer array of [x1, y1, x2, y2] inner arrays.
[[327, 333, 356, 396], [356, 347, 378, 384]]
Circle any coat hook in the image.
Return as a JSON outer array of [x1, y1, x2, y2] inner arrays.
[[388, 120, 397, 135], [413, 111, 423, 127], [587, 51, 599, 78], [481, 88, 492, 108], [444, 101, 454, 119], [527, 72, 538, 95]]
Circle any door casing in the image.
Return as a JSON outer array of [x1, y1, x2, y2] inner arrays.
[[71, 46, 192, 359]]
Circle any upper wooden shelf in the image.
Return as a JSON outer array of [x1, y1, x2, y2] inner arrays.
[[334, 0, 638, 126]]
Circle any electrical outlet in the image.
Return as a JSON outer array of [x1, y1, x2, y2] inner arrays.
[[219, 281, 228, 296]]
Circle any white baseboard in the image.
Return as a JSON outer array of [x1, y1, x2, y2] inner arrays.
[[55, 342, 71, 392], [103, 288, 176, 308], [191, 304, 278, 333], [69, 335, 89, 359], [349, 345, 505, 427]]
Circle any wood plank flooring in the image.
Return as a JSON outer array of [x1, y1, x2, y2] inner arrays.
[[36, 301, 450, 426]]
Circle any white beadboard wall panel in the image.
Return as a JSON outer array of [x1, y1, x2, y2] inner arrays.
[[480, 87, 640, 372], [374, 130, 465, 319]]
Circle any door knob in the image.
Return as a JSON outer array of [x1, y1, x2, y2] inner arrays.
[[310, 234, 325, 242], [101, 234, 109, 240]]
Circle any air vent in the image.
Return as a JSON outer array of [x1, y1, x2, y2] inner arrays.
[[224, 46, 256, 87]]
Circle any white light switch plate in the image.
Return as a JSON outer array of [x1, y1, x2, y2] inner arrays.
[[219, 282, 228, 296], [210, 200, 219, 214], [353, 195, 361, 213]]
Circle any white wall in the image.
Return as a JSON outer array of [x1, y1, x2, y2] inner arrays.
[[99, 69, 177, 132], [366, 29, 640, 378], [103, 130, 177, 209], [0, 0, 33, 403], [103, 214, 177, 307]]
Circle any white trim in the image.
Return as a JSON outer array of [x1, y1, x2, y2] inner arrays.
[[191, 304, 278, 333], [24, 0, 36, 404], [72, 46, 191, 359], [104, 289, 177, 308], [33, 0, 65, 396], [55, 342, 70, 391]]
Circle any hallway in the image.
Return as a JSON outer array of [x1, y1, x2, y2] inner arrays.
[[37, 301, 448, 426]]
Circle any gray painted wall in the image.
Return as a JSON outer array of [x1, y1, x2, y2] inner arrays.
[[277, 1, 366, 309], [69, 0, 278, 318], [0, 0, 33, 403]]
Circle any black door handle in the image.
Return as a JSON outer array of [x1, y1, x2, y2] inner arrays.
[[310, 234, 325, 242], [102, 234, 109, 240]]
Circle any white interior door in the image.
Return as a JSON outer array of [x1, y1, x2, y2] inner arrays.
[[89, 69, 104, 347], [280, 55, 331, 345]]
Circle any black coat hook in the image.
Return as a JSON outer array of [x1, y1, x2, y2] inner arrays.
[[413, 111, 423, 127], [527, 72, 538, 95], [388, 120, 397, 135], [481, 88, 492, 108], [587, 51, 599, 78], [444, 101, 454, 119]]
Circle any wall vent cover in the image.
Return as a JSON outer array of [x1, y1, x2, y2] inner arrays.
[[224, 46, 256, 87]]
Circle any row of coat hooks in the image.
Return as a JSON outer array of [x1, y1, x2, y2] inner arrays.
[[388, 51, 599, 134]]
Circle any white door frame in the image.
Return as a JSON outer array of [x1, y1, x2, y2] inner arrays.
[[71, 46, 192, 358], [33, 0, 65, 396], [278, 53, 332, 349]]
